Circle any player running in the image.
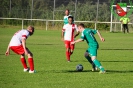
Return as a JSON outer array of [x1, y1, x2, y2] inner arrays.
[[61, 16, 79, 62], [71, 23, 105, 73], [5, 26, 35, 73]]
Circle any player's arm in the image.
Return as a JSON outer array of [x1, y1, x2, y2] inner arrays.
[[22, 38, 28, 55], [74, 31, 80, 38], [74, 25, 80, 38], [5, 43, 10, 56], [61, 25, 65, 41], [120, 18, 123, 24], [72, 31, 85, 44], [61, 29, 65, 41], [71, 38, 84, 44], [97, 30, 105, 42]]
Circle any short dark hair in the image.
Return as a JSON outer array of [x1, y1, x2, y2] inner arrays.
[[78, 23, 85, 28], [68, 16, 73, 19]]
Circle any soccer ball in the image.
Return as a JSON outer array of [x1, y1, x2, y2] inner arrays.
[[76, 64, 83, 71]]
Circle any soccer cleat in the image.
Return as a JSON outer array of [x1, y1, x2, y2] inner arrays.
[[99, 70, 106, 74], [29, 70, 35, 73], [92, 67, 98, 72], [92, 68, 95, 71], [67, 60, 70, 62], [23, 68, 29, 72], [95, 67, 98, 71]]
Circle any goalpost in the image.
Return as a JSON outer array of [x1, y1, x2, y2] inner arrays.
[[110, 5, 133, 32]]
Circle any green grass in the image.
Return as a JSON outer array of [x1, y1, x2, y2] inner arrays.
[[1, 27, 133, 88]]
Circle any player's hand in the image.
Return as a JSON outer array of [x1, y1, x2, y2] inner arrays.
[[71, 41, 75, 44], [25, 50, 28, 55], [5, 51, 10, 56], [101, 37, 105, 42]]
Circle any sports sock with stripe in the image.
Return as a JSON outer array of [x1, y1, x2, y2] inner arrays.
[[93, 59, 104, 71]]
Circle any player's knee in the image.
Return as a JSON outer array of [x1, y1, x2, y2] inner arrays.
[[70, 50, 73, 54], [66, 48, 69, 51], [21, 54, 25, 58], [84, 52, 89, 57], [28, 52, 33, 57]]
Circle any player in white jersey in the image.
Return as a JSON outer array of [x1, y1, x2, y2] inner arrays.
[[61, 16, 79, 62], [5, 26, 35, 73]]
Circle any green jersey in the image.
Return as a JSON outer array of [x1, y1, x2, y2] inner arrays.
[[64, 15, 71, 25], [63, 15, 74, 25], [81, 28, 98, 48]]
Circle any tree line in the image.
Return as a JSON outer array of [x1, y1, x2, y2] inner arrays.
[[0, 0, 111, 21], [1, 0, 132, 30]]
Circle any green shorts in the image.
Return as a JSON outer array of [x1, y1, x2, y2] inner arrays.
[[86, 43, 98, 56], [87, 47, 97, 56]]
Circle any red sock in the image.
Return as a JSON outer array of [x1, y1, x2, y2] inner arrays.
[[20, 58, 28, 69], [28, 58, 34, 71], [66, 51, 70, 61]]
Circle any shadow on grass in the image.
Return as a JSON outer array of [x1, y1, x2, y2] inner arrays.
[[0, 53, 15, 55], [56, 70, 133, 74], [70, 60, 133, 63], [100, 49, 133, 50], [45, 70, 99, 73], [106, 70, 133, 73], [61, 70, 93, 73], [61, 70, 133, 74], [38, 69, 133, 74], [29, 43, 60, 45], [101, 60, 133, 62]]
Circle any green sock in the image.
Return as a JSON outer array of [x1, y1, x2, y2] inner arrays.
[[93, 59, 104, 71]]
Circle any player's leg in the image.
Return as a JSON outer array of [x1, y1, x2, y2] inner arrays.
[[26, 48, 35, 73], [70, 43, 75, 55], [125, 24, 129, 33], [89, 48, 105, 73], [65, 41, 71, 62], [123, 24, 126, 33], [21, 54, 29, 72], [84, 51, 96, 71], [10, 45, 28, 72], [91, 56, 105, 73]]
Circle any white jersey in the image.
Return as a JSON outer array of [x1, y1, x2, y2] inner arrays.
[[9, 29, 30, 46], [62, 24, 78, 41]]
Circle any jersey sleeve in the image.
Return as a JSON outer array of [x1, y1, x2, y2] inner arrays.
[[120, 18, 123, 21], [80, 31, 85, 40], [91, 29, 97, 34], [62, 25, 66, 32], [22, 30, 29, 39]]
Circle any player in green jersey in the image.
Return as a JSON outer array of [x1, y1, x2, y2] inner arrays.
[[63, 9, 74, 25], [71, 23, 105, 73], [64, 9, 71, 25]]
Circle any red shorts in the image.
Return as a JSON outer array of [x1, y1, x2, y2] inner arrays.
[[10, 45, 25, 55], [64, 41, 75, 50]]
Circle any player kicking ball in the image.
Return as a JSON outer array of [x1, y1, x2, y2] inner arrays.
[[71, 23, 105, 73], [5, 26, 35, 73], [61, 16, 79, 62]]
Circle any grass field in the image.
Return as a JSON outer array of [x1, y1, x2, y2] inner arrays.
[[1, 26, 133, 88]]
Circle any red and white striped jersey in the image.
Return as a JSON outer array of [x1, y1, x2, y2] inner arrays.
[[62, 24, 78, 41], [9, 29, 30, 46]]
